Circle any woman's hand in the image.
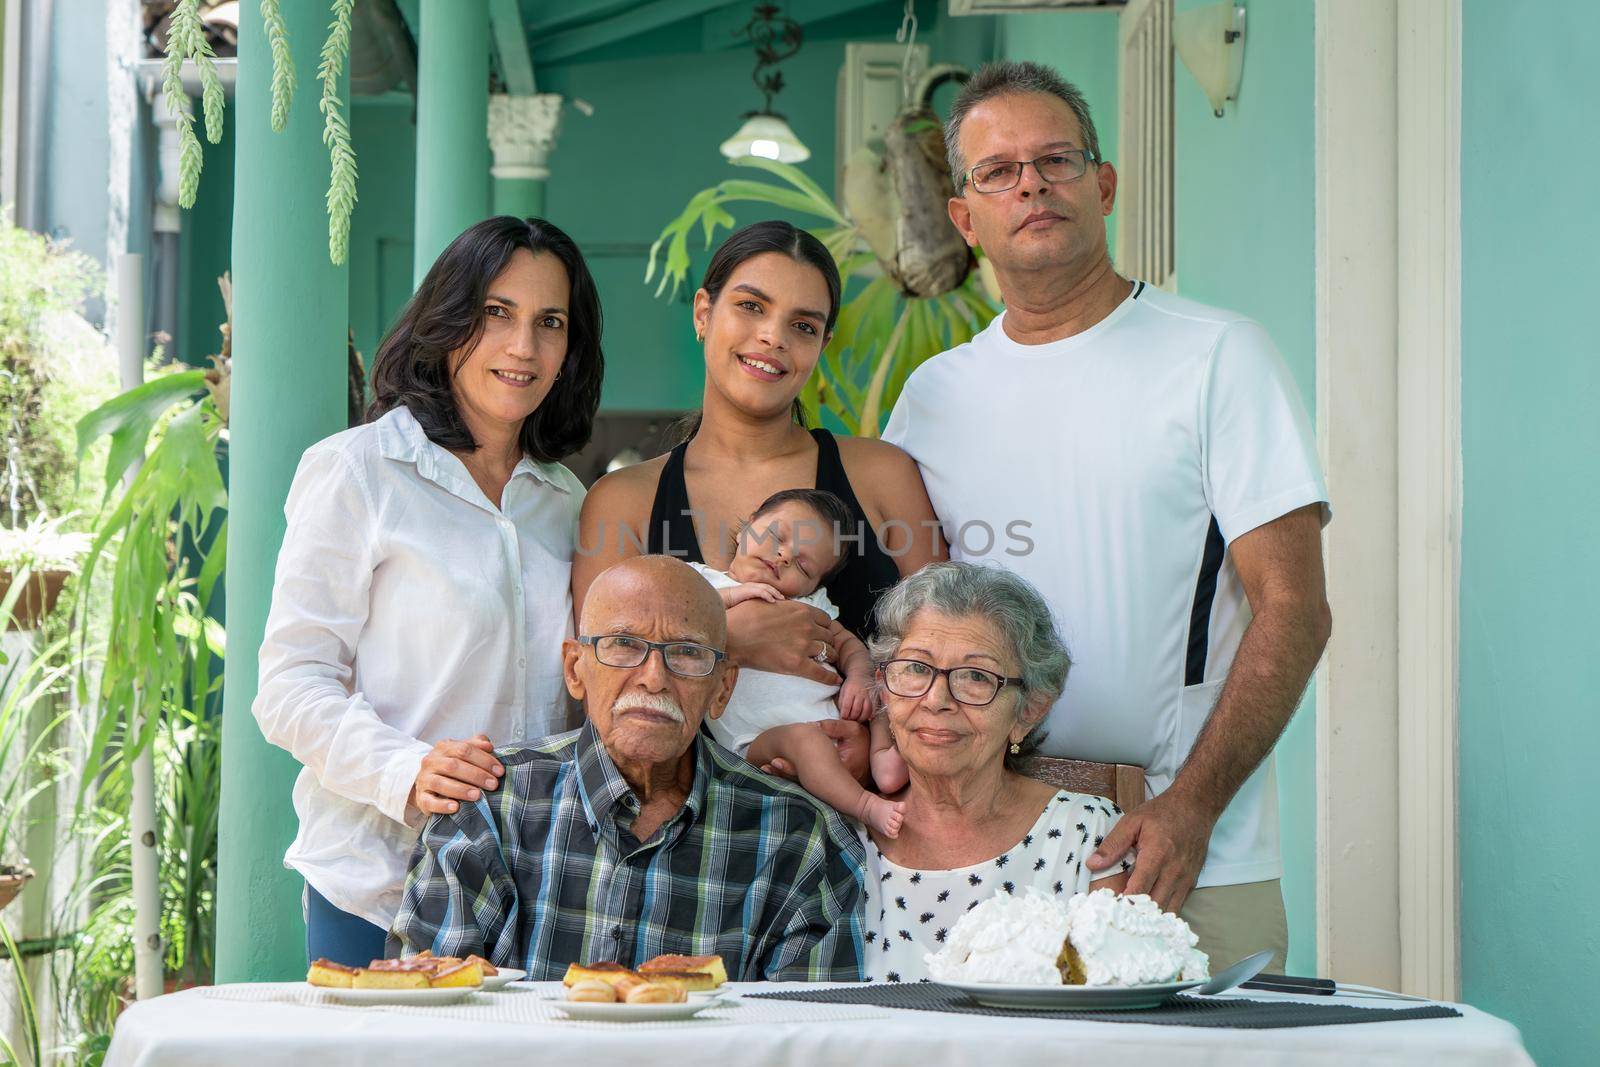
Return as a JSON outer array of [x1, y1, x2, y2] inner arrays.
[[409, 734, 504, 816], [726, 599, 839, 684]]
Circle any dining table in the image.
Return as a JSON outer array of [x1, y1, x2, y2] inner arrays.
[[103, 980, 1534, 1067]]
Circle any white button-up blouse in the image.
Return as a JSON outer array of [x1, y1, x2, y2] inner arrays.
[[252, 406, 585, 927]]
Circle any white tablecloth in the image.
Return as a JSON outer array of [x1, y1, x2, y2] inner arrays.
[[103, 981, 1534, 1067]]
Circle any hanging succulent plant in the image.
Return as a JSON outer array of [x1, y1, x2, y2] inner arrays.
[[161, 1, 357, 264]]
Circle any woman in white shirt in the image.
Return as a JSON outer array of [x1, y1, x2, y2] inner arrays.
[[252, 216, 604, 966]]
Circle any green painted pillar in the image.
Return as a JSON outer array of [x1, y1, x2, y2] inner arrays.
[[489, 94, 563, 219], [493, 175, 546, 219], [216, 1, 350, 983], [414, 0, 491, 282]]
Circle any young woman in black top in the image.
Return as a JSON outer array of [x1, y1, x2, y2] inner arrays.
[[572, 221, 944, 705]]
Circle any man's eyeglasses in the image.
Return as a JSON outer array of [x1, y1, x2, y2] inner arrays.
[[960, 149, 1099, 195], [879, 658, 1025, 707], [577, 635, 725, 678]]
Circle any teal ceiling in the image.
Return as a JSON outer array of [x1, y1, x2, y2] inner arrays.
[[398, 0, 899, 70]]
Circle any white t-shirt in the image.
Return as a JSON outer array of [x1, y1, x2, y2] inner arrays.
[[860, 791, 1130, 983], [689, 562, 842, 755], [883, 282, 1328, 888]]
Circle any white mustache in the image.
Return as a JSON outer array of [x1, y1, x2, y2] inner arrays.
[[612, 692, 687, 723]]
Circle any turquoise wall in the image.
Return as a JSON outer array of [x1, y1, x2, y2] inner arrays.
[[348, 98, 420, 372], [1169, 0, 1317, 979], [996, 2, 1319, 977], [1460, 3, 1600, 1063]]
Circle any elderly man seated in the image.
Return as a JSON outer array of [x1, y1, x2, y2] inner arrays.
[[389, 555, 866, 980]]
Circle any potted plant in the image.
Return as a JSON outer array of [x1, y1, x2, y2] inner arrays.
[[0, 513, 91, 630], [0, 863, 32, 913]]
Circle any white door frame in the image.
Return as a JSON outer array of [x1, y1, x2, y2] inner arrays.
[[1314, 0, 1461, 999]]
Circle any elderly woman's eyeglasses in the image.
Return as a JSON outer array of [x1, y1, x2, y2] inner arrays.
[[577, 635, 725, 678], [880, 658, 1025, 707], [961, 149, 1099, 194]]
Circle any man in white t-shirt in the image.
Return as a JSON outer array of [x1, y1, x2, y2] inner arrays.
[[882, 61, 1331, 969]]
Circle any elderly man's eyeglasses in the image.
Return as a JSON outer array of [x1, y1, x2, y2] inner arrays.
[[577, 635, 725, 678], [880, 658, 1025, 707], [961, 150, 1099, 195]]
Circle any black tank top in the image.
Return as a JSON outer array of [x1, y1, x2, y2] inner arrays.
[[646, 428, 901, 637]]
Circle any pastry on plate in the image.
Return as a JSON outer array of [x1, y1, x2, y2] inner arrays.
[[561, 960, 639, 989], [638, 954, 726, 992], [306, 959, 358, 988], [464, 953, 499, 977], [566, 978, 617, 1003], [428, 959, 485, 988]]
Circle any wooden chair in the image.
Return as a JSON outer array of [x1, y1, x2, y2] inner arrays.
[[1016, 756, 1146, 814]]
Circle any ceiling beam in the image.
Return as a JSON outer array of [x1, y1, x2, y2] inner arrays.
[[701, 0, 887, 52], [490, 0, 537, 93], [528, 0, 646, 38], [531, 0, 732, 64]]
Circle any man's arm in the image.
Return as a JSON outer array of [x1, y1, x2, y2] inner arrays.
[[759, 818, 866, 981], [1088, 503, 1331, 912], [388, 805, 520, 964]]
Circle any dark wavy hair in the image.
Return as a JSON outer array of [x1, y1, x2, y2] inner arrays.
[[670, 220, 842, 445], [366, 216, 603, 463]]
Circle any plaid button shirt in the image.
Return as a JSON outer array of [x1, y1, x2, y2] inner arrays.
[[389, 721, 866, 981]]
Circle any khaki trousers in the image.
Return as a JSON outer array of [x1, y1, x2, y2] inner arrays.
[[1179, 878, 1288, 973]]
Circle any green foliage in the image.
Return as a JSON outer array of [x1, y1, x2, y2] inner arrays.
[[28, 379, 230, 1052], [0, 212, 119, 522], [0, 915, 42, 1067], [319, 0, 359, 266], [645, 158, 998, 435], [75, 382, 225, 785], [261, 0, 297, 134]]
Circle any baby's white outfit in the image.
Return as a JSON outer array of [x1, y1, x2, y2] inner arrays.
[[689, 561, 842, 756]]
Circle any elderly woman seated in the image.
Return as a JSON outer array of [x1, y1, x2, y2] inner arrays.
[[857, 561, 1131, 983], [389, 555, 865, 980]]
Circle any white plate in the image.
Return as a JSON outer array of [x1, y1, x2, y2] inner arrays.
[[547, 996, 726, 1022], [482, 968, 527, 991], [937, 979, 1202, 1011], [318, 985, 479, 1006]]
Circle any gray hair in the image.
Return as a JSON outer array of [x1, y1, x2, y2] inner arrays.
[[943, 61, 1103, 190], [867, 562, 1071, 768]]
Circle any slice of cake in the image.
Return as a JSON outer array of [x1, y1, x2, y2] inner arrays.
[[427, 959, 484, 988], [562, 961, 639, 989], [464, 954, 499, 977], [1058, 889, 1209, 986], [638, 954, 727, 992], [306, 959, 358, 988]]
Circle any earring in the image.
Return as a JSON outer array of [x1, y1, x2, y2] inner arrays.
[[1009, 741, 1021, 755]]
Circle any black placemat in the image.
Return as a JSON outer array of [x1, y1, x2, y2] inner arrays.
[[747, 984, 1462, 1029]]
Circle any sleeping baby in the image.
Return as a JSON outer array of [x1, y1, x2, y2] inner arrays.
[[693, 488, 909, 837]]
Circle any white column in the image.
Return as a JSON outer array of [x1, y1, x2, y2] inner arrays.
[[1314, 0, 1402, 990], [488, 93, 562, 218]]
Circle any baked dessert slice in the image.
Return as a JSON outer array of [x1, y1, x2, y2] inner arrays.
[[306, 959, 358, 988], [637, 954, 726, 991], [353, 966, 431, 989], [428, 959, 484, 988], [355, 957, 440, 989], [562, 961, 639, 989], [463, 953, 499, 977]]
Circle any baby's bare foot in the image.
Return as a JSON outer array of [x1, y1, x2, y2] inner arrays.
[[859, 794, 908, 838]]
